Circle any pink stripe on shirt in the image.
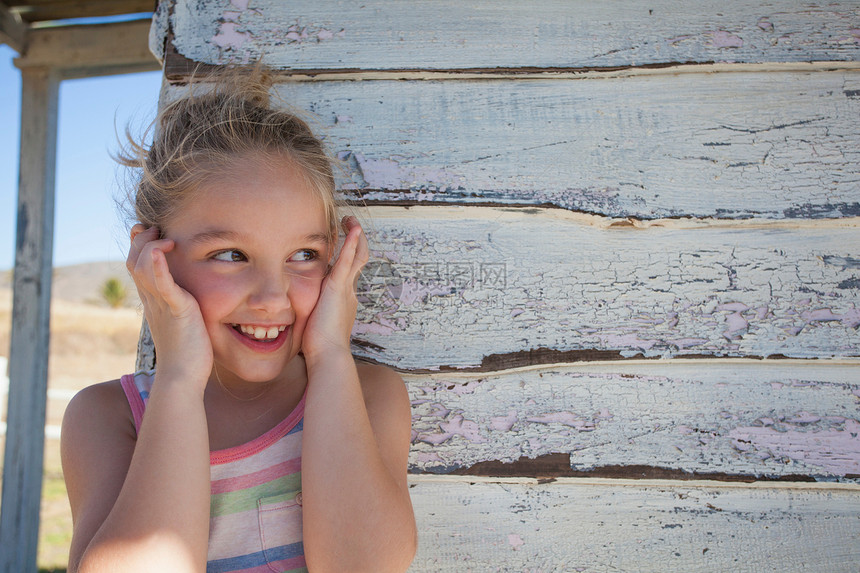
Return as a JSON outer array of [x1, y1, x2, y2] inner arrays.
[[211, 457, 302, 494]]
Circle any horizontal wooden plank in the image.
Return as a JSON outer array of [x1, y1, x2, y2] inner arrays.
[[162, 0, 860, 72], [346, 207, 860, 370], [407, 476, 860, 572], [6, 1, 153, 24], [261, 72, 860, 219], [0, 3, 27, 54], [406, 362, 860, 479], [15, 20, 160, 78]]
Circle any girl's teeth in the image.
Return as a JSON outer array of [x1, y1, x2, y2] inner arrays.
[[236, 325, 284, 340]]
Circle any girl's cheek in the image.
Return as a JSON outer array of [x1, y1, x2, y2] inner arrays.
[[291, 279, 324, 310]]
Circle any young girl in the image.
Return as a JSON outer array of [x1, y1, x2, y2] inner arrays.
[[60, 72, 417, 573]]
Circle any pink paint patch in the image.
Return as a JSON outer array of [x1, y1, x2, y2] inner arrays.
[[419, 414, 486, 445], [508, 534, 524, 550], [803, 308, 842, 321], [491, 411, 518, 432], [595, 408, 613, 420], [230, 0, 250, 9], [787, 412, 821, 424], [212, 22, 249, 50], [711, 30, 744, 48], [354, 153, 462, 190], [717, 302, 749, 312], [802, 307, 860, 328], [351, 322, 396, 336], [723, 312, 748, 340], [671, 337, 707, 349], [729, 419, 860, 476], [449, 379, 481, 395]]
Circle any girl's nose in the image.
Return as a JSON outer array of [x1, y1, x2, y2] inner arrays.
[[248, 269, 292, 312]]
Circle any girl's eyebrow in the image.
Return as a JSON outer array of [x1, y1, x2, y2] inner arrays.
[[188, 229, 243, 245], [188, 229, 330, 245], [303, 232, 331, 244]]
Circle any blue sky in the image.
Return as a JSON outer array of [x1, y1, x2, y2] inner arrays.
[[1, 44, 163, 271]]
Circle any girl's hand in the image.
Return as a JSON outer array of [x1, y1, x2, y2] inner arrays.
[[301, 216, 369, 362], [127, 224, 212, 394]]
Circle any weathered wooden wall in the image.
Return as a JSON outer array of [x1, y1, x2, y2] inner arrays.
[[152, 1, 860, 570]]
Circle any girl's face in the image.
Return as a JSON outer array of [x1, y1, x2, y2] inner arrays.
[[162, 157, 333, 387]]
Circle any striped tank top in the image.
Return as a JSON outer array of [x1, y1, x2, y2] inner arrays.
[[121, 371, 308, 573]]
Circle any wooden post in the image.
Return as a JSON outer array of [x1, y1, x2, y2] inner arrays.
[[0, 66, 59, 573]]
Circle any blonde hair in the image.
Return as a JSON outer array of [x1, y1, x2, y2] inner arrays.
[[118, 68, 339, 244]]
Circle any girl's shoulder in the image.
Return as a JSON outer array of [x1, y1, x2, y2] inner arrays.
[[62, 377, 137, 444], [355, 360, 406, 396], [354, 360, 410, 423]]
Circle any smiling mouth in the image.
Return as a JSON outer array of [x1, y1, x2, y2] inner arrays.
[[232, 324, 288, 341]]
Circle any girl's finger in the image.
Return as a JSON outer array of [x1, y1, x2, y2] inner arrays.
[[129, 239, 175, 292], [352, 219, 370, 271], [328, 217, 362, 283], [149, 245, 191, 317], [126, 224, 158, 274]]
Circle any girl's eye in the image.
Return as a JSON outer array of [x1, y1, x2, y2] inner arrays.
[[290, 249, 318, 262], [213, 250, 247, 262]]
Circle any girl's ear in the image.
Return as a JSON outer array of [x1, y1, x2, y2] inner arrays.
[[130, 223, 147, 243], [130, 224, 163, 243]]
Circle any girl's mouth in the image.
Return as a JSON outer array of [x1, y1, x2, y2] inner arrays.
[[228, 323, 291, 353], [232, 323, 288, 341]]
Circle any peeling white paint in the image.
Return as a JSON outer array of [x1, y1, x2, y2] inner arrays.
[[406, 362, 860, 478], [158, 0, 860, 69], [269, 72, 860, 219], [349, 207, 860, 370], [409, 476, 860, 572]]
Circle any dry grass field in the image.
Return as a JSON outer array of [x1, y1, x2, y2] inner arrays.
[[0, 264, 142, 570]]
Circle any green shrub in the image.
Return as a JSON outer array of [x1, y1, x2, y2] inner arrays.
[[101, 277, 127, 308]]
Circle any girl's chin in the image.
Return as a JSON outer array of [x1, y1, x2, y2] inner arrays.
[[213, 351, 302, 386]]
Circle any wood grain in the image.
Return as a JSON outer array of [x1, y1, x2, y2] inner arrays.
[[405, 362, 860, 479], [0, 66, 59, 573], [408, 476, 860, 572], [160, 71, 860, 220], [343, 206, 860, 370], [161, 0, 860, 70]]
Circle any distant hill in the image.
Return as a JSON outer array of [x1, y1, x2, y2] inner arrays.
[[0, 261, 140, 307]]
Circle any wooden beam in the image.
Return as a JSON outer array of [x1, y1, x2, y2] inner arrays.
[[5, 0, 153, 24], [0, 65, 60, 573], [0, 3, 27, 53], [15, 18, 160, 79]]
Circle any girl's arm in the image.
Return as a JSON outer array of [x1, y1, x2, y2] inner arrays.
[[302, 356, 416, 572], [300, 217, 417, 572], [62, 226, 212, 573]]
